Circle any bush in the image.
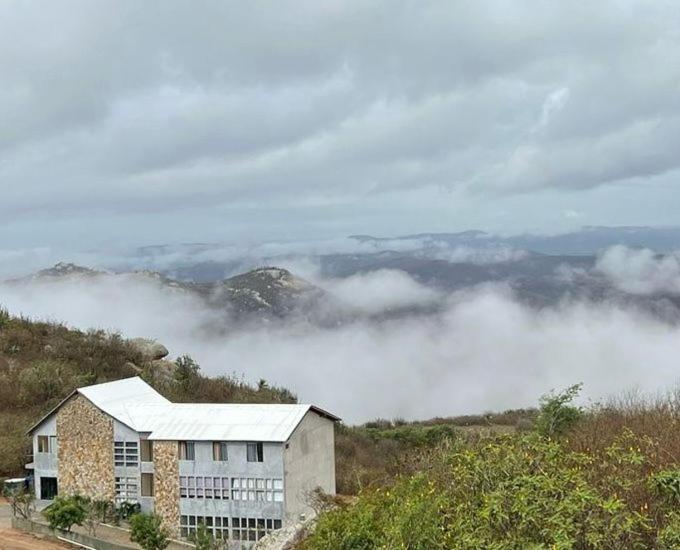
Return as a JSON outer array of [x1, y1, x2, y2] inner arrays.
[[117, 500, 141, 521], [304, 434, 658, 549], [7, 488, 34, 519], [658, 513, 680, 549], [43, 495, 88, 532], [649, 470, 680, 505], [535, 383, 584, 437], [191, 523, 224, 549], [129, 513, 170, 550]]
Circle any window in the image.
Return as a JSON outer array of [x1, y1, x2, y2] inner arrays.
[[180, 515, 229, 540], [115, 477, 138, 500], [37, 436, 50, 453], [230, 517, 281, 542], [246, 442, 263, 462], [178, 441, 195, 461], [49, 436, 57, 454], [141, 473, 154, 497], [180, 476, 229, 500], [140, 440, 153, 462], [213, 441, 228, 461], [114, 441, 139, 466]]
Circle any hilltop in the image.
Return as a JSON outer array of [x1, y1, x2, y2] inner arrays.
[[9, 263, 328, 322]]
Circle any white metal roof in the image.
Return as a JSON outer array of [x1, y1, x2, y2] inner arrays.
[[78, 376, 171, 428], [31, 376, 338, 442], [141, 403, 316, 442]]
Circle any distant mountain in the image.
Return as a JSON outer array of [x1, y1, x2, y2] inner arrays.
[[352, 226, 680, 255], [8, 264, 329, 323]]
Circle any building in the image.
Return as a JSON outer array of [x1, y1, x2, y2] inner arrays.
[[27, 377, 339, 543]]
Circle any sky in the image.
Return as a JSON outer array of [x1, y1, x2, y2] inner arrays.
[[2, 1, 680, 251]]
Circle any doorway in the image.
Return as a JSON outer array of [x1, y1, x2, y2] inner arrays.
[[40, 477, 58, 500]]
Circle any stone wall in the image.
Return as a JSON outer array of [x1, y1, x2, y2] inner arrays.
[[153, 440, 180, 537], [56, 394, 115, 500]]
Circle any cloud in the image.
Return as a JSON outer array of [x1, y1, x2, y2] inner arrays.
[[596, 245, 680, 295], [3, 273, 680, 423], [317, 270, 442, 315], [2, 1, 680, 247]]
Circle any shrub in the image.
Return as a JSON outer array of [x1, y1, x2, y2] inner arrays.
[[43, 495, 88, 532], [649, 470, 680, 505], [658, 513, 680, 549], [191, 523, 224, 549], [304, 434, 656, 549], [7, 488, 34, 519], [129, 513, 170, 550], [535, 383, 583, 437], [117, 500, 141, 521]]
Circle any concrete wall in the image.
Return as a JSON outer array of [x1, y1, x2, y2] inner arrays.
[[178, 441, 285, 521], [11, 517, 137, 550], [32, 415, 57, 504], [56, 394, 115, 500], [282, 411, 336, 524]]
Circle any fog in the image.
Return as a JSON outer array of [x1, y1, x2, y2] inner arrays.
[[597, 245, 680, 295], [2, 268, 679, 423]]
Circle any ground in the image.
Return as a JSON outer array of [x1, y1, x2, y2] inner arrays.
[[0, 499, 68, 550]]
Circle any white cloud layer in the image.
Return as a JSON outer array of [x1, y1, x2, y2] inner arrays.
[[2, 275, 680, 423], [596, 245, 680, 295]]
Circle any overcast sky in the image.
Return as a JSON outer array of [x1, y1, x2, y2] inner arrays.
[[2, 1, 680, 251]]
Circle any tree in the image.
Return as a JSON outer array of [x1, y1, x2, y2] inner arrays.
[[43, 495, 88, 532], [129, 513, 170, 550], [534, 383, 584, 438], [174, 354, 200, 394]]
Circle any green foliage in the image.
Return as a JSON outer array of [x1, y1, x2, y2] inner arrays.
[[535, 383, 584, 437], [191, 523, 225, 549], [363, 423, 457, 447], [310, 475, 447, 550], [129, 513, 170, 550], [117, 500, 141, 521], [649, 469, 680, 505], [43, 495, 88, 532], [304, 434, 663, 549], [174, 354, 200, 392], [658, 513, 680, 549], [0, 307, 10, 329]]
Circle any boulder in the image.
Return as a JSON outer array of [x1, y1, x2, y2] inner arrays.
[[129, 338, 169, 360]]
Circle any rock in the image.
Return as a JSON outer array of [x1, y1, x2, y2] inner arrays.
[[254, 518, 316, 550], [129, 338, 169, 360]]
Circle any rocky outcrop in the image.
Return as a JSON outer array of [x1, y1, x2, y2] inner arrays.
[[129, 338, 169, 361]]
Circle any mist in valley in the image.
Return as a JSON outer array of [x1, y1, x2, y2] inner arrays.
[[2, 244, 680, 423]]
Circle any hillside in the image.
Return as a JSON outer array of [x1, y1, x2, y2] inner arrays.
[[9, 263, 329, 323], [0, 308, 295, 477], [303, 387, 680, 549]]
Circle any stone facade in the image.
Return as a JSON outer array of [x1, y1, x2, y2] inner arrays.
[[56, 394, 115, 500], [153, 440, 180, 536]]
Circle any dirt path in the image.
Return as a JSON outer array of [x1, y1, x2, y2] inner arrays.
[[0, 528, 70, 550]]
